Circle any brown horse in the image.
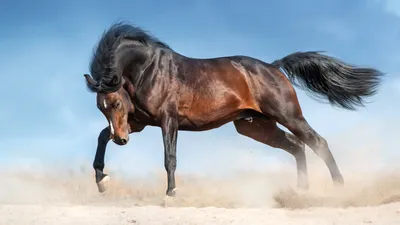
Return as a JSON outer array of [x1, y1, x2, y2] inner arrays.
[[83, 22, 383, 197]]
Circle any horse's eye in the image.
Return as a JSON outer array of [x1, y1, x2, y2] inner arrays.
[[115, 101, 122, 109]]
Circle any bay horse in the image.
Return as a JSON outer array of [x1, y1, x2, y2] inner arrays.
[[83, 22, 383, 197]]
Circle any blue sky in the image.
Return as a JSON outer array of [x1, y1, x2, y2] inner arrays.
[[1, 0, 399, 178]]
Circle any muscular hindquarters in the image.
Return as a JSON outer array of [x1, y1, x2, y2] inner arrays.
[[233, 58, 304, 121]]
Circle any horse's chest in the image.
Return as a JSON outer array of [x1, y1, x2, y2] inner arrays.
[[133, 93, 159, 115]]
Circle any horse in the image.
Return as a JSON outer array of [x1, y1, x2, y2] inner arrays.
[[83, 22, 383, 197]]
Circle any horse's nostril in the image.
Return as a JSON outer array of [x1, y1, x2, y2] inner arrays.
[[120, 138, 127, 145]]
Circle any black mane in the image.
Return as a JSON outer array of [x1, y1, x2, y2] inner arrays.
[[86, 22, 171, 93]]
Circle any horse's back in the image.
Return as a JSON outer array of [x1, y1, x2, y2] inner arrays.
[[168, 53, 299, 130], [176, 54, 293, 102], [203, 55, 301, 117]]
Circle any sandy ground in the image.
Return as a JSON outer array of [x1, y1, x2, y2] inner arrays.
[[1, 203, 399, 225], [1, 166, 399, 225], [2, 124, 400, 225]]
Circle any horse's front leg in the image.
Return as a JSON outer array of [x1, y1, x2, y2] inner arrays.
[[161, 114, 178, 197], [93, 127, 111, 193]]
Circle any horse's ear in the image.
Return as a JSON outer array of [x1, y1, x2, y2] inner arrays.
[[84, 74, 97, 86]]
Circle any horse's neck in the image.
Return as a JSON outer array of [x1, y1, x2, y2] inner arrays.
[[130, 48, 165, 87]]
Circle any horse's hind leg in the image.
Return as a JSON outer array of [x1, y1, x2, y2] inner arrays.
[[276, 113, 344, 186], [234, 117, 309, 190]]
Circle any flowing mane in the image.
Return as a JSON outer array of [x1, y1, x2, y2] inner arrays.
[[86, 22, 171, 93]]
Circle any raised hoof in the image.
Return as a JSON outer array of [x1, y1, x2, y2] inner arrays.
[[96, 175, 110, 193]]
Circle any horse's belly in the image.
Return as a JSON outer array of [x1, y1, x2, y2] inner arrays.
[[178, 103, 243, 131], [177, 81, 259, 130], [178, 114, 238, 131]]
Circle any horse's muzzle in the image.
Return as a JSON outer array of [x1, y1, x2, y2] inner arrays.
[[113, 134, 129, 145]]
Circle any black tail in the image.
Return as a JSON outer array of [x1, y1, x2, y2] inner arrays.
[[272, 51, 384, 110]]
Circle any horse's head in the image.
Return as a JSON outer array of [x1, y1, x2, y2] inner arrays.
[[84, 74, 134, 146]]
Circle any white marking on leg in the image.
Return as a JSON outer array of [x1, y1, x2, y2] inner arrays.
[[109, 120, 115, 135], [98, 175, 110, 184], [103, 99, 108, 109]]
